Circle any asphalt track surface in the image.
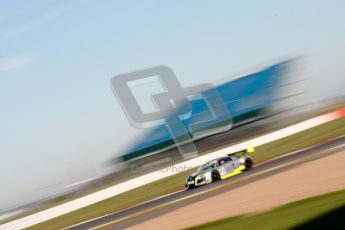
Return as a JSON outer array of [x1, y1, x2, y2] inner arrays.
[[66, 135, 345, 230]]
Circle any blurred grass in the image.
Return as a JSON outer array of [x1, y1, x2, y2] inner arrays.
[[27, 117, 345, 230], [253, 116, 345, 163], [27, 168, 195, 230], [187, 189, 345, 230], [4, 104, 344, 225]]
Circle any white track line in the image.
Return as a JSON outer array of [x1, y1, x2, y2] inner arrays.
[[63, 189, 185, 230], [1, 110, 344, 230]]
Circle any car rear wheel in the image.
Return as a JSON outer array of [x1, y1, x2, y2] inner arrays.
[[244, 158, 253, 169]]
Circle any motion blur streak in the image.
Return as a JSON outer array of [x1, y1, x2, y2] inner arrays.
[[1, 108, 344, 230], [115, 61, 290, 163]]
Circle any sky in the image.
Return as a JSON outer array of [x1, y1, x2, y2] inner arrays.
[[0, 0, 345, 211]]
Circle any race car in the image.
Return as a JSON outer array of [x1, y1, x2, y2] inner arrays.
[[185, 148, 255, 189]]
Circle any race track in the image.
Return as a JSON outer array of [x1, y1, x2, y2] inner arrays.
[[66, 135, 345, 230]]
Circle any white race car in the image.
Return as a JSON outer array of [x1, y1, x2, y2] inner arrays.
[[185, 148, 254, 189]]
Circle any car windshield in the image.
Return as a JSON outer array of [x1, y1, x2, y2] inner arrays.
[[197, 161, 218, 173]]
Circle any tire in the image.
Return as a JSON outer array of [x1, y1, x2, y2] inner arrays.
[[211, 170, 221, 182], [187, 184, 195, 190], [244, 158, 253, 170]]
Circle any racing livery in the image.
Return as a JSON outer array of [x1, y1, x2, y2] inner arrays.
[[185, 148, 254, 189]]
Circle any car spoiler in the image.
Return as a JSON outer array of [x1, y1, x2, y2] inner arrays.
[[227, 150, 247, 157]]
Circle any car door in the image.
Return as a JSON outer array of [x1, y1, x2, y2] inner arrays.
[[222, 157, 235, 173], [230, 156, 241, 169]]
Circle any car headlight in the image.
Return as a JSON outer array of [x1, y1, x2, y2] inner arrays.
[[198, 174, 206, 179]]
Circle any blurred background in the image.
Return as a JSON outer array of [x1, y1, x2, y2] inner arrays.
[[1, 0, 345, 223]]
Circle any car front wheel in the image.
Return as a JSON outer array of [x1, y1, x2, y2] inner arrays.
[[211, 170, 221, 182], [186, 184, 195, 189]]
